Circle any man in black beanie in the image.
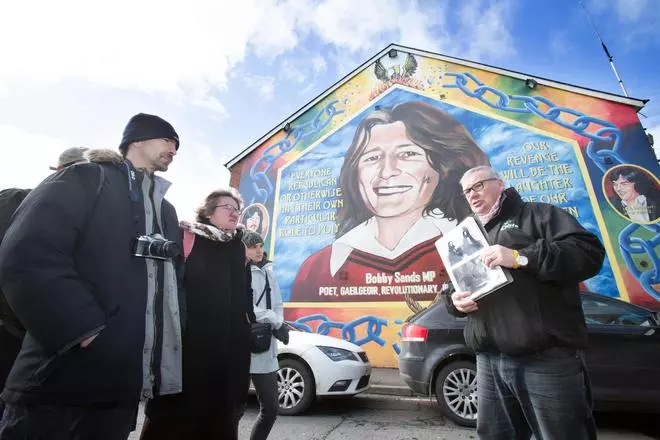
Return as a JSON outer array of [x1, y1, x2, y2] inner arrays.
[[119, 113, 180, 171], [0, 114, 185, 440]]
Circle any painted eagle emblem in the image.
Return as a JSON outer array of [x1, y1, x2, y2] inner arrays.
[[374, 53, 418, 82]]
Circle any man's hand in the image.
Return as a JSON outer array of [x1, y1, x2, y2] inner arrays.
[[481, 245, 515, 269], [452, 290, 478, 313], [81, 334, 98, 348]]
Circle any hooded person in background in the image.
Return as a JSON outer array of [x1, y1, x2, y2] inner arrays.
[[242, 230, 288, 440], [0, 113, 185, 440], [0, 145, 89, 418], [48, 146, 89, 171]]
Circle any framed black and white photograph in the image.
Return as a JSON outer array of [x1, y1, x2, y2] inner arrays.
[[436, 217, 512, 301]]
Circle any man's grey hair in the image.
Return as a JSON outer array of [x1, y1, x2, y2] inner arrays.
[[460, 166, 501, 186]]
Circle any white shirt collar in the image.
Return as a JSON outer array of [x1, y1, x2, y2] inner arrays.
[[621, 194, 646, 207], [622, 194, 649, 222], [329, 215, 455, 276]]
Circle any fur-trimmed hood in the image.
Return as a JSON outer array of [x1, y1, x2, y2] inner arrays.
[[84, 148, 123, 164]]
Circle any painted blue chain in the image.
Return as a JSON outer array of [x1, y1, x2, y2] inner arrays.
[[288, 314, 387, 346], [619, 223, 660, 299], [445, 72, 659, 300], [248, 99, 345, 205]]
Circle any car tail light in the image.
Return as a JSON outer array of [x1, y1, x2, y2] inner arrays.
[[401, 323, 428, 342]]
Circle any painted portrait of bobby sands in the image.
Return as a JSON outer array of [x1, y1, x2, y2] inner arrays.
[[291, 101, 489, 302], [241, 203, 270, 239], [607, 166, 660, 224]]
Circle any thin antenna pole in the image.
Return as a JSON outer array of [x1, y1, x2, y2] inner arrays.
[[579, 0, 629, 97]]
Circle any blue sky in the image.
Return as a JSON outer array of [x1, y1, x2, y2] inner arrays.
[[0, 0, 658, 220]]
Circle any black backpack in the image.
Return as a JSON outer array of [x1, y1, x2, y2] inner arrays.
[[0, 164, 105, 338]]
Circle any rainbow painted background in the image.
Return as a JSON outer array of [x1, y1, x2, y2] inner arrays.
[[237, 52, 660, 367]]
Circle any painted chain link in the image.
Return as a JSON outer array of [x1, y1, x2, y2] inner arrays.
[[248, 99, 344, 205], [288, 314, 388, 347], [445, 72, 659, 300], [618, 223, 660, 299]]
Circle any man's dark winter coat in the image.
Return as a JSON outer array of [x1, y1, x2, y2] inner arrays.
[[0, 153, 184, 405], [445, 188, 606, 355]]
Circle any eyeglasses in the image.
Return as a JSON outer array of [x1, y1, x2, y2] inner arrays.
[[462, 178, 498, 197], [215, 204, 241, 214]]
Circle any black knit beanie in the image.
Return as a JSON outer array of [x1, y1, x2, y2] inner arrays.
[[119, 113, 180, 155]]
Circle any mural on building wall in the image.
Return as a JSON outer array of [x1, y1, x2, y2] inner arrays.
[[237, 51, 660, 367]]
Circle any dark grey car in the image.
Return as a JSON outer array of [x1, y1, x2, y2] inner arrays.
[[397, 292, 660, 427]]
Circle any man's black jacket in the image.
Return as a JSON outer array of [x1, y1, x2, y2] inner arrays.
[[0, 158, 185, 405], [444, 188, 606, 355]]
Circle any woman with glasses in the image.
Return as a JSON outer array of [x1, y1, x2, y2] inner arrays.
[[140, 188, 255, 440], [291, 101, 489, 303]]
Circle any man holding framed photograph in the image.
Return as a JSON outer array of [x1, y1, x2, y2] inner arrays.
[[443, 165, 605, 440]]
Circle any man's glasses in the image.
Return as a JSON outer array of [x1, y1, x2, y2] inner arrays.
[[463, 178, 498, 197], [215, 204, 241, 214]]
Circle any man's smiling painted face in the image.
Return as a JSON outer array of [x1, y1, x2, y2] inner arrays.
[[357, 121, 439, 218]]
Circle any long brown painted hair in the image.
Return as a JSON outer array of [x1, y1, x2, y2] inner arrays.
[[336, 101, 489, 238]]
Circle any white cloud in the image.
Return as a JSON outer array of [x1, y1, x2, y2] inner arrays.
[[166, 143, 231, 221], [312, 55, 328, 74], [456, 0, 517, 60], [192, 96, 229, 118], [549, 31, 570, 57], [591, 0, 649, 23], [0, 125, 229, 220], [242, 75, 277, 101], [299, 0, 449, 54], [616, 0, 648, 22], [0, 0, 523, 214], [586, 0, 659, 44], [0, 0, 519, 108], [587, 0, 608, 14], [324, 49, 365, 80], [0, 126, 69, 189], [0, 0, 301, 107], [280, 59, 308, 83]]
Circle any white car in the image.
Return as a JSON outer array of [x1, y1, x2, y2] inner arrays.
[[271, 330, 372, 415]]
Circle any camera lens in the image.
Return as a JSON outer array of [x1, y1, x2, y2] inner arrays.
[[161, 241, 182, 258]]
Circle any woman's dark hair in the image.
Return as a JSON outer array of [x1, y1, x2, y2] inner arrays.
[[243, 205, 264, 235], [609, 167, 657, 198], [337, 101, 489, 238], [242, 230, 264, 248]]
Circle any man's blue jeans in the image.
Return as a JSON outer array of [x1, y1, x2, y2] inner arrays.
[[476, 348, 597, 440]]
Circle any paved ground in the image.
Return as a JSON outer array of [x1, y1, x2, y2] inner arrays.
[[129, 394, 660, 439]]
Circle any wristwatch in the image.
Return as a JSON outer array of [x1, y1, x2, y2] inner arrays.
[[513, 250, 528, 269]]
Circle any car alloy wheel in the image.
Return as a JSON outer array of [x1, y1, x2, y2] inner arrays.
[[435, 360, 478, 427], [277, 358, 315, 415]]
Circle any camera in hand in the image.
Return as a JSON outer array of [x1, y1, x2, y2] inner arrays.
[[133, 234, 181, 260]]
